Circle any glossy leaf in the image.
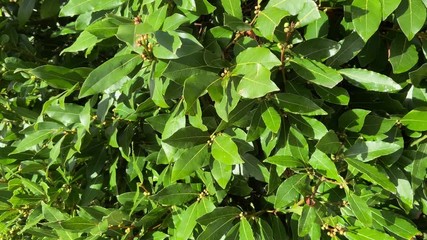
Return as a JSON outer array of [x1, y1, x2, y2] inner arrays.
[[255, 7, 286, 41], [352, 0, 382, 41], [340, 68, 402, 92], [163, 126, 210, 148], [348, 192, 372, 226], [221, 0, 243, 19], [345, 158, 395, 193], [274, 174, 307, 209], [344, 141, 401, 162], [396, 0, 426, 40], [401, 108, 427, 131], [239, 217, 255, 240], [290, 57, 343, 88], [79, 54, 142, 98], [172, 144, 209, 181], [212, 134, 244, 165], [293, 39, 341, 61], [380, 0, 401, 20], [371, 209, 420, 239], [326, 32, 365, 67], [346, 228, 394, 240], [315, 130, 341, 154], [59, 0, 125, 17], [298, 205, 319, 237], [274, 93, 327, 116], [261, 102, 281, 133], [10, 130, 54, 154], [389, 34, 418, 74]]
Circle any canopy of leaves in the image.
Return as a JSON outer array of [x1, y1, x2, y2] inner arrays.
[[0, 0, 426, 239]]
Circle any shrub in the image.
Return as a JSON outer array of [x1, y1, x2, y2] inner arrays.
[[0, 0, 426, 239]]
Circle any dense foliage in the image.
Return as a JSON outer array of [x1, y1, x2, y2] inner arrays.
[[1, 0, 427, 239]]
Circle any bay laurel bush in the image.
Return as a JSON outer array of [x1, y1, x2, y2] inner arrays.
[[0, 0, 427, 239]]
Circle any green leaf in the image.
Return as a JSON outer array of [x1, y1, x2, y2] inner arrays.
[[239, 217, 255, 240], [274, 174, 307, 209], [10, 130, 54, 154], [346, 228, 394, 240], [326, 32, 365, 67], [184, 74, 220, 115], [85, 18, 118, 39], [163, 13, 189, 31], [17, 0, 36, 27], [196, 217, 235, 240], [163, 126, 210, 148], [409, 63, 427, 87], [389, 34, 418, 74], [298, 205, 319, 237], [264, 155, 305, 168], [30, 65, 84, 90], [348, 192, 372, 227], [288, 126, 309, 162], [309, 150, 341, 181], [340, 68, 402, 92], [345, 141, 401, 162], [290, 57, 343, 88], [46, 103, 84, 126], [411, 143, 427, 191], [293, 39, 341, 61], [297, 0, 321, 27], [396, 0, 426, 40], [41, 202, 66, 222], [371, 209, 420, 239], [116, 23, 154, 48], [153, 31, 203, 59], [288, 114, 328, 140], [345, 158, 395, 193], [146, 6, 168, 31], [352, 0, 382, 41], [315, 130, 341, 154], [149, 183, 199, 205], [401, 108, 427, 131], [221, 0, 243, 19], [261, 102, 281, 133], [59, 0, 125, 17], [255, 7, 286, 41], [386, 166, 413, 210], [233, 47, 281, 98], [266, 0, 305, 15], [61, 31, 99, 54], [380, 0, 401, 20], [172, 144, 209, 181], [197, 207, 241, 225], [274, 93, 327, 116], [79, 54, 142, 98], [21, 178, 45, 196], [305, 11, 329, 39], [338, 109, 371, 132], [175, 198, 215, 240], [60, 217, 97, 232], [212, 134, 244, 165], [211, 160, 232, 189]]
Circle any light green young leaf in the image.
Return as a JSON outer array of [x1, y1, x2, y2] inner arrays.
[[196, 216, 235, 240], [239, 217, 255, 240], [175, 198, 215, 240], [345, 158, 395, 193], [297, 0, 321, 27], [386, 166, 413, 210], [59, 0, 125, 17], [212, 134, 244, 165], [288, 114, 328, 140], [290, 57, 343, 88], [60, 217, 97, 232], [153, 31, 203, 59], [211, 160, 232, 189], [309, 150, 341, 181], [221, 0, 243, 19], [266, 0, 305, 15], [401, 108, 427, 131], [261, 102, 281, 133], [352, 0, 382, 41], [288, 127, 309, 162], [389, 34, 418, 74], [41, 202, 67, 222], [348, 192, 372, 227], [79, 54, 142, 98], [345, 141, 401, 162], [61, 31, 100, 55], [346, 228, 394, 240], [340, 68, 401, 92], [396, 0, 426, 40], [197, 207, 241, 225], [255, 7, 286, 41], [380, 0, 401, 20], [274, 93, 327, 116]]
